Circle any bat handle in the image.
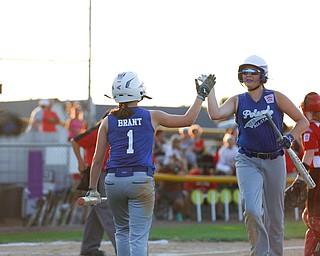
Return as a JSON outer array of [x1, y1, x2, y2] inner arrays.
[[265, 113, 283, 141]]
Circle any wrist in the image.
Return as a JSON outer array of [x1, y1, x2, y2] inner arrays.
[[286, 133, 294, 142], [197, 94, 205, 101]]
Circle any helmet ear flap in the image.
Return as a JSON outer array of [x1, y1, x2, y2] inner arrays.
[[260, 74, 268, 84]]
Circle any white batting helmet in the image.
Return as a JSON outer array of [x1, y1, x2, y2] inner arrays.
[[238, 55, 268, 83], [111, 72, 152, 103]]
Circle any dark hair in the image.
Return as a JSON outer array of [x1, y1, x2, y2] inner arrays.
[[110, 103, 134, 119]]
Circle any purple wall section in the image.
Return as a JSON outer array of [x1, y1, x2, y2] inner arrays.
[[28, 151, 43, 199]]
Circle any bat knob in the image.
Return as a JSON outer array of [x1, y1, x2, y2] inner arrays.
[[77, 197, 85, 206]]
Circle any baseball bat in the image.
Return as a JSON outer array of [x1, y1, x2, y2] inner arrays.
[[265, 113, 316, 189], [77, 196, 107, 206]]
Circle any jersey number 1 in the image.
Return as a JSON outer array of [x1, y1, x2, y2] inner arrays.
[[127, 130, 134, 154]]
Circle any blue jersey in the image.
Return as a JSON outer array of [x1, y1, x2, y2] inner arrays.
[[106, 107, 155, 170], [236, 89, 284, 152]]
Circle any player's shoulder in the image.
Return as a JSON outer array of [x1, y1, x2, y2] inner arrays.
[[310, 120, 320, 127], [264, 88, 276, 94], [149, 109, 165, 118], [272, 90, 292, 103], [308, 121, 320, 134], [272, 89, 287, 97]]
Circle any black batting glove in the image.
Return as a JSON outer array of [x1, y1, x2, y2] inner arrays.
[[279, 133, 294, 149], [196, 74, 216, 101]]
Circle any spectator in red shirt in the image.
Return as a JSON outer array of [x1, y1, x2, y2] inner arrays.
[[42, 100, 60, 133]]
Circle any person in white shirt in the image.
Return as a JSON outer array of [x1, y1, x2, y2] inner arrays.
[[27, 99, 50, 132], [215, 133, 238, 175]]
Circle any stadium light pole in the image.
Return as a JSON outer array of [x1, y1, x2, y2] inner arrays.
[[87, 0, 96, 128]]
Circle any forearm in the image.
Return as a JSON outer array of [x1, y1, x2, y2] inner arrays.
[[289, 117, 309, 140], [71, 141, 83, 162], [184, 97, 203, 125], [207, 89, 220, 119], [71, 141, 86, 172], [302, 150, 315, 167], [89, 157, 104, 189]]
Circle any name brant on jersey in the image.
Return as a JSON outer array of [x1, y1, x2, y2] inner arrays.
[[118, 118, 143, 127]]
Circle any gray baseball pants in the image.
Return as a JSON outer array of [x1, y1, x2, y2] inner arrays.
[[235, 152, 286, 256], [105, 172, 155, 256]]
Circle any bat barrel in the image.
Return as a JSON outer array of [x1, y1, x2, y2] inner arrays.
[[77, 197, 108, 206], [286, 149, 316, 189]]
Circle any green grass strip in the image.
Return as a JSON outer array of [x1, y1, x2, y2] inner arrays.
[[0, 220, 306, 244]]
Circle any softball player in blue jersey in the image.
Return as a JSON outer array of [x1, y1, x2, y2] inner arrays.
[[206, 55, 309, 256], [86, 71, 215, 256]]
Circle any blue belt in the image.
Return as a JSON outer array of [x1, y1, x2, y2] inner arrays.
[[239, 147, 284, 160], [107, 166, 154, 177]]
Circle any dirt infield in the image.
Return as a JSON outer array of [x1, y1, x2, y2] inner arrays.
[[0, 218, 305, 256], [0, 239, 304, 256]]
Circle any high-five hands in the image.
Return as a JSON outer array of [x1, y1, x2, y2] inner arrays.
[[195, 74, 216, 101]]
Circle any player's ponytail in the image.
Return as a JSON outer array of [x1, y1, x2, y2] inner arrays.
[[110, 103, 134, 119]]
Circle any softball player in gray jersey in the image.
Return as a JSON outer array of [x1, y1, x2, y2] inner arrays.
[[206, 55, 309, 256], [86, 71, 215, 256]]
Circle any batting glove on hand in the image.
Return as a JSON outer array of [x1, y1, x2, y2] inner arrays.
[[196, 74, 216, 101], [85, 188, 101, 205], [279, 133, 294, 149], [195, 74, 207, 94], [197, 74, 208, 83]]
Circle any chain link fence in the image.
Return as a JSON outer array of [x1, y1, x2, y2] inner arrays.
[[0, 136, 78, 223]]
